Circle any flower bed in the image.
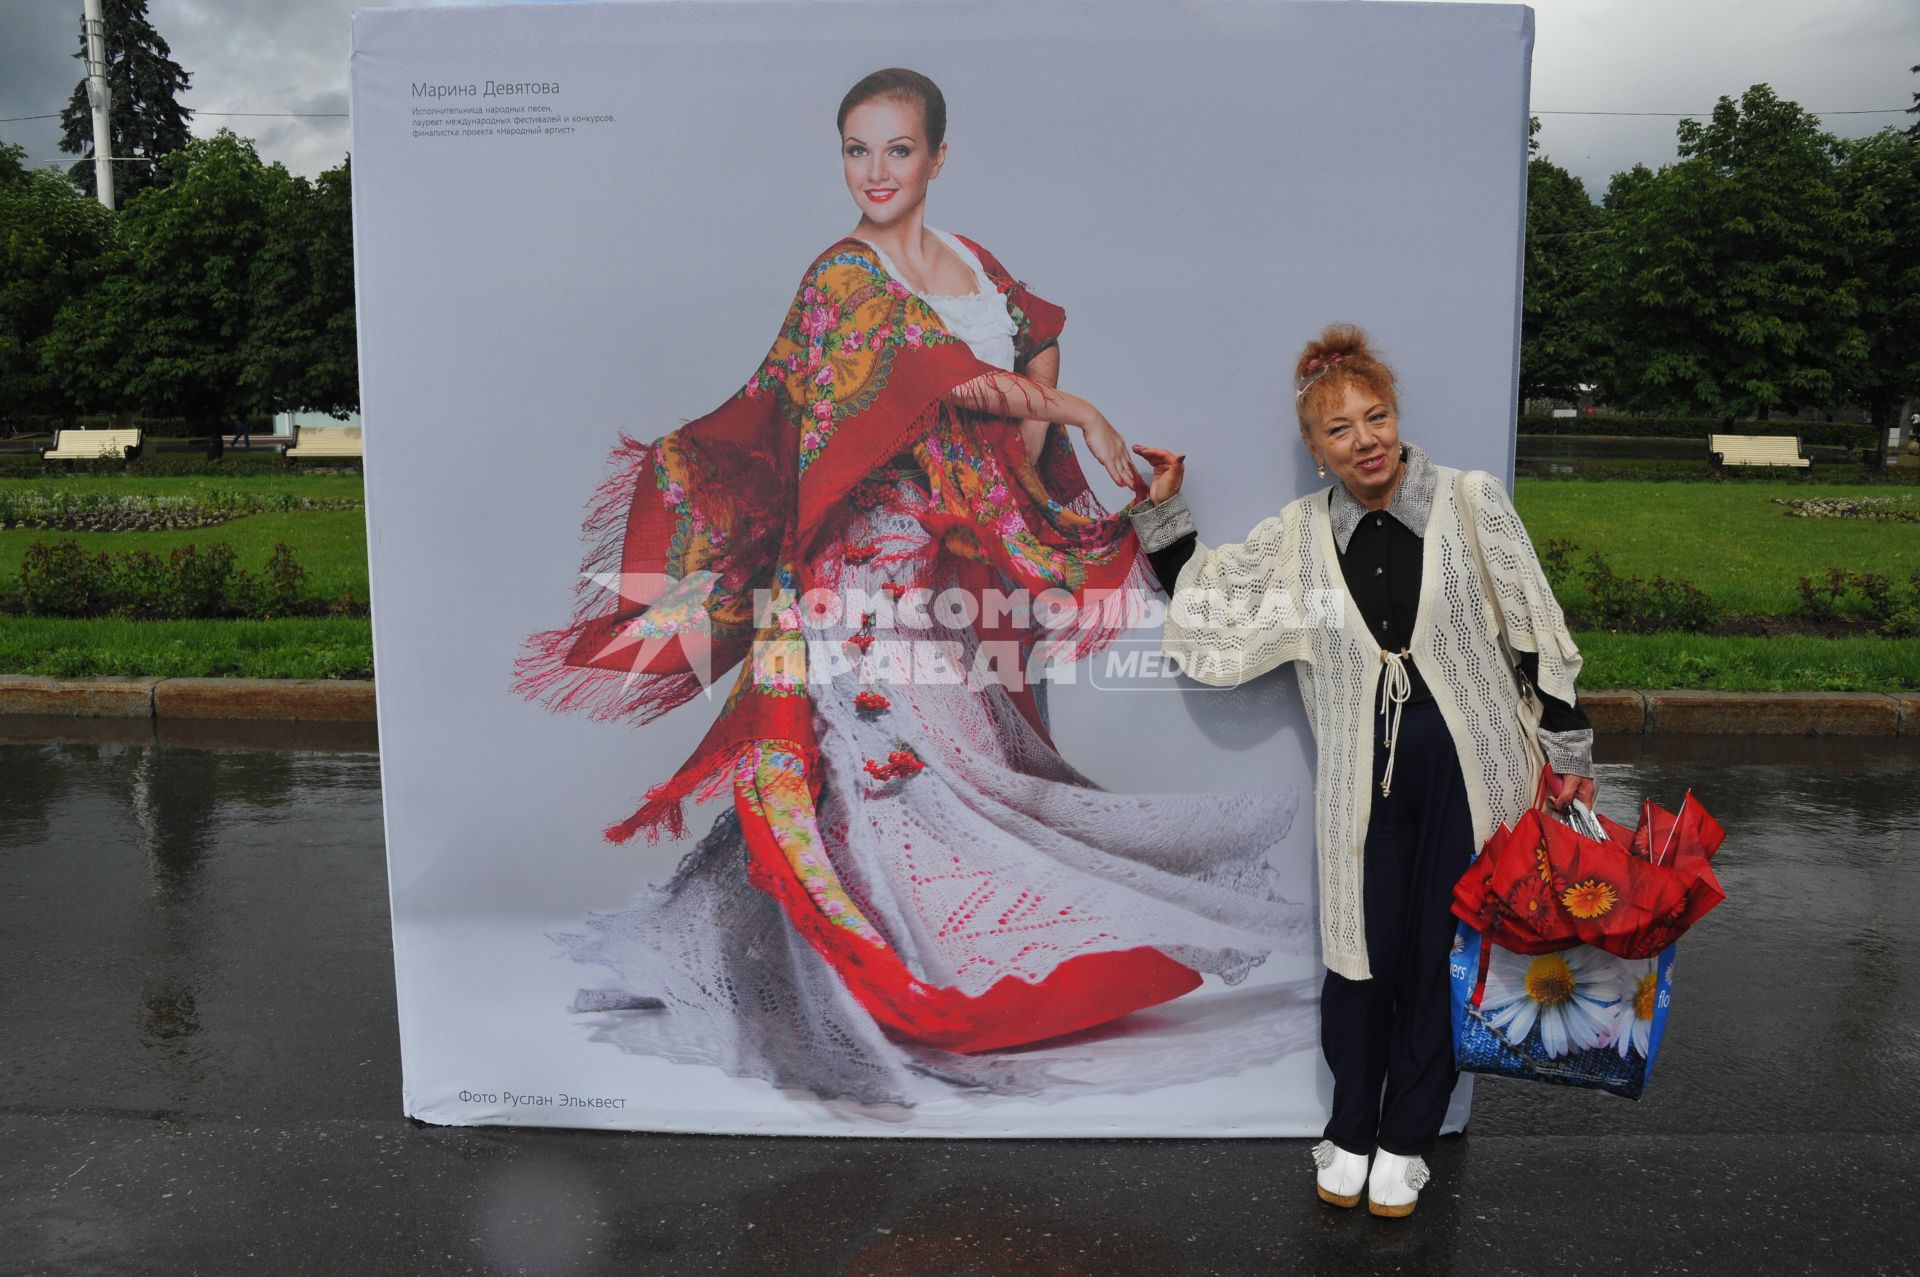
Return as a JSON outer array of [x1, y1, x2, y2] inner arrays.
[[1772, 496, 1920, 522]]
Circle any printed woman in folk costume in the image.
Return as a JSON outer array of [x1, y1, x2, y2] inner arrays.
[[1132, 326, 1597, 1215], [516, 69, 1312, 1106]]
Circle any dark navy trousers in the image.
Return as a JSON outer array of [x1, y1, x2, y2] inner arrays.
[[1321, 699, 1474, 1158]]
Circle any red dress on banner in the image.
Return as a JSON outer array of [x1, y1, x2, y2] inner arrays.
[[517, 236, 1308, 1097]]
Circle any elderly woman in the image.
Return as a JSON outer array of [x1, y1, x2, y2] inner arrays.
[[1129, 325, 1595, 1217]]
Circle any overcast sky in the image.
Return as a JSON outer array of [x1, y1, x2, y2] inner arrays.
[[2, 0, 1915, 197]]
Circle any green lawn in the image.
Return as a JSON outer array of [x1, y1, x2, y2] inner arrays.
[[0, 472, 368, 600], [1, 473, 1917, 690], [0, 475, 371, 674], [0, 509, 370, 602], [6, 616, 1905, 691], [1574, 631, 1918, 693], [0, 616, 372, 679], [1512, 480, 1920, 615]]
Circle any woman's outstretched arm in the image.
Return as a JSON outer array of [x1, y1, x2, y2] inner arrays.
[[942, 368, 1135, 488], [1018, 345, 1061, 466], [1128, 444, 1311, 686]]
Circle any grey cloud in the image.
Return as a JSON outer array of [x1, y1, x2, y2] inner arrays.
[[3, 0, 1917, 192], [0, 0, 456, 180], [1516, 0, 1920, 195], [0, 3, 91, 171]]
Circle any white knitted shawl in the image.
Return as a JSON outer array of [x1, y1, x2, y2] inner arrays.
[[1161, 466, 1582, 980]]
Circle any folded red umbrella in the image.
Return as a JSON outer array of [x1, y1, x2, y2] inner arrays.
[[1452, 768, 1726, 959]]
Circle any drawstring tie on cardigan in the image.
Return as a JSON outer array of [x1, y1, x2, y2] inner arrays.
[[1378, 648, 1413, 797]]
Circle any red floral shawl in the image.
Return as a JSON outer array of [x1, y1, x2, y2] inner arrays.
[[516, 236, 1145, 841]]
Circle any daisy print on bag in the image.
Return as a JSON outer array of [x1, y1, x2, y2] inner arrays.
[[1611, 958, 1661, 1059], [1479, 945, 1626, 1059]]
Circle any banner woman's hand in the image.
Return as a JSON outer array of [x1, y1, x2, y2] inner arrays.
[[1080, 416, 1138, 490]]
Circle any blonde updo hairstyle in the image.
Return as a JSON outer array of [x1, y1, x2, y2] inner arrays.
[[1294, 324, 1399, 437]]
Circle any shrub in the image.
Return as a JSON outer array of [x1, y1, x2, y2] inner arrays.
[[18, 541, 114, 616], [1882, 603, 1920, 640], [110, 549, 172, 616], [256, 542, 308, 617], [1794, 568, 1851, 623], [1538, 537, 1580, 594], [1543, 542, 1718, 634], [1852, 572, 1896, 625], [1795, 567, 1920, 638], [10, 538, 318, 620], [1575, 551, 1720, 634], [165, 543, 241, 618]]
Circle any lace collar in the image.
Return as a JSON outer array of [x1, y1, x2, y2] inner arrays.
[[1326, 443, 1436, 553]]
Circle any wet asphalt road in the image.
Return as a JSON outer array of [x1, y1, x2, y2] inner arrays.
[[1, 718, 1915, 1276]]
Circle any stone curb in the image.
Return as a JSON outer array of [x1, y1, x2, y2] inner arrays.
[[1642, 689, 1905, 737], [0, 675, 376, 722], [0, 675, 163, 718], [152, 678, 378, 722], [0, 677, 1916, 735], [1574, 689, 1645, 735]]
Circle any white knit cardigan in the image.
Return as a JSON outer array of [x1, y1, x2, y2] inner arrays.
[[1159, 465, 1582, 980]]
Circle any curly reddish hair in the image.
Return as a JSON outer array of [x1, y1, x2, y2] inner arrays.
[[1294, 323, 1398, 431]]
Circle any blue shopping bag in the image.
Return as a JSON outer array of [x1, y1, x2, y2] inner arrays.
[[1449, 923, 1677, 1100]]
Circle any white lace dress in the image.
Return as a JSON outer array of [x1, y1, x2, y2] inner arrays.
[[560, 234, 1316, 1106]]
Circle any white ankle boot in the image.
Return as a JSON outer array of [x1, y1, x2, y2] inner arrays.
[[1367, 1149, 1431, 1217], [1311, 1140, 1369, 1208]]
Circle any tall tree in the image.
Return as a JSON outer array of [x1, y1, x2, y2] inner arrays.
[[241, 158, 358, 417], [41, 132, 286, 426], [0, 160, 115, 425], [1594, 85, 1866, 422], [58, 0, 193, 205], [1602, 163, 1655, 212], [1836, 129, 1920, 451], [1521, 152, 1605, 403], [1908, 63, 1919, 142], [0, 140, 29, 188]]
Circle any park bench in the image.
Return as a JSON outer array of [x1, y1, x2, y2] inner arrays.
[[217, 428, 288, 453], [41, 427, 144, 462], [1708, 433, 1810, 469], [284, 425, 363, 460]]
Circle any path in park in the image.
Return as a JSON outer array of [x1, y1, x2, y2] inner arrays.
[[2, 723, 1915, 1276]]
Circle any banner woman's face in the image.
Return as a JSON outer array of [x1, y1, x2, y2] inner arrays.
[[841, 97, 946, 227]]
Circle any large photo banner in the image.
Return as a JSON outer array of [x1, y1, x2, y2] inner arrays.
[[351, 0, 1533, 1135]]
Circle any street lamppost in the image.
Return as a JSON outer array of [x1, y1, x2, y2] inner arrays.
[[82, 0, 114, 210]]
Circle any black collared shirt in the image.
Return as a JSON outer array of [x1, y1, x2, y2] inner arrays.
[[1340, 499, 1434, 703]]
